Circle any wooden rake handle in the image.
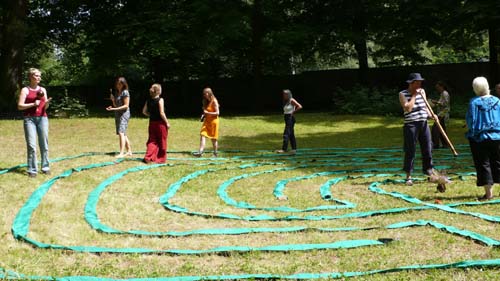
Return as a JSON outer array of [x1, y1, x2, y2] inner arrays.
[[420, 92, 459, 156]]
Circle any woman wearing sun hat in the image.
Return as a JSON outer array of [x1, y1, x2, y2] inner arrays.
[[399, 73, 435, 186]]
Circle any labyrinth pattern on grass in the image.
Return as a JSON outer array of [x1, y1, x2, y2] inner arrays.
[[2, 145, 500, 280]]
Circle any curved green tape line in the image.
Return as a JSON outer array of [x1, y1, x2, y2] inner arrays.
[[16, 233, 384, 255], [85, 163, 171, 234], [218, 164, 403, 213], [2, 259, 500, 280], [7, 145, 500, 280], [0, 152, 105, 175], [12, 160, 123, 239], [370, 182, 500, 223], [158, 168, 490, 223]]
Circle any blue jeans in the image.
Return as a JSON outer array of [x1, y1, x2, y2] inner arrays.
[[403, 120, 433, 175], [23, 117, 50, 174]]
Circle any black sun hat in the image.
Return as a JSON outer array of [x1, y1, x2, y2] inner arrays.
[[406, 73, 425, 83]]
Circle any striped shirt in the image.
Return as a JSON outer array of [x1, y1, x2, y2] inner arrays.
[[400, 90, 428, 123]]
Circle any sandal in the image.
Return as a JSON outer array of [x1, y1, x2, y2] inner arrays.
[[192, 151, 203, 157]]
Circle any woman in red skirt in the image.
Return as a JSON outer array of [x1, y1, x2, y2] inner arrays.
[[142, 84, 170, 163]]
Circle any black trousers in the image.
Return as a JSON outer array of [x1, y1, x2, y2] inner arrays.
[[431, 116, 448, 148], [282, 114, 296, 151], [403, 120, 433, 175], [469, 139, 500, 186]]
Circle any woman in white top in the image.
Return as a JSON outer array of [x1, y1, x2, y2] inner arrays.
[[276, 89, 302, 155]]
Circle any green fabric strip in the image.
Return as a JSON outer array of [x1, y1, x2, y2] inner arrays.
[[7, 144, 500, 280]]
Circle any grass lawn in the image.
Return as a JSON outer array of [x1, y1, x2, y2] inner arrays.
[[0, 112, 499, 280]]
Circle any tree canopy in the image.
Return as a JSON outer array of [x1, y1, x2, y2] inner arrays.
[[1, 0, 499, 111]]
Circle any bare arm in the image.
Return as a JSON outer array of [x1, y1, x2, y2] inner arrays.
[[204, 100, 220, 116], [119, 96, 130, 110], [107, 96, 129, 111], [142, 102, 149, 117], [291, 98, 302, 114], [17, 87, 38, 110], [399, 91, 416, 113], [41, 88, 51, 110], [158, 98, 170, 128]]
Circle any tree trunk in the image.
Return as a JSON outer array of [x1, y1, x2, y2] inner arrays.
[[354, 38, 369, 84], [353, 0, 369, 84], [251, 0, 263, 79], [250, 0, 264, 111], [0, 0, 27, 113]]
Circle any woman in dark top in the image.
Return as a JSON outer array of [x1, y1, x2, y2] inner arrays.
[[142, 83, 170, 163]]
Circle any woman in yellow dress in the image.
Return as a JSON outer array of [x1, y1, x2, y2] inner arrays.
[[193, 87, 220, 157]]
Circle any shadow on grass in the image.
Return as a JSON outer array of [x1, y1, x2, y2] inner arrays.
[[223, 113, 401, 126], [0, 167, 26, 176], [222, 124, 403, 151], [420, 195, 482, 201]]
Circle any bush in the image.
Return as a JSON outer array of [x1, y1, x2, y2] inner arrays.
[[48, 87, 89, 118], [449, 94, 471, 119], [332, 84, 402, 116]]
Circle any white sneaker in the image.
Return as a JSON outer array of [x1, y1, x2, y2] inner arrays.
[[192, 151, 203, 157]]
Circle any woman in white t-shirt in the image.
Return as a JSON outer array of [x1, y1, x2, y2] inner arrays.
[[276, 89, 302, 155]]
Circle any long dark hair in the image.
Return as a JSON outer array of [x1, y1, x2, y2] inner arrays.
[[436, 80, 448, 91], [115, 76, 129, 91]]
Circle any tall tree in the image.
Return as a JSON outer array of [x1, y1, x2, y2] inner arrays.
[[457, 1, 500, 82], [0, 0, 27, 112]]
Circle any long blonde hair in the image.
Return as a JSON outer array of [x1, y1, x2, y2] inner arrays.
[[202, 87, 217, 108]]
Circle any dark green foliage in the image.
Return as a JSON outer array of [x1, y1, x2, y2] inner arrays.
[[1, 0, 499, 110], [48, 87, 88, 118], [333, 84, 401, 116], [332, 84, 474, 119], [449, 92, 473, 120]]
